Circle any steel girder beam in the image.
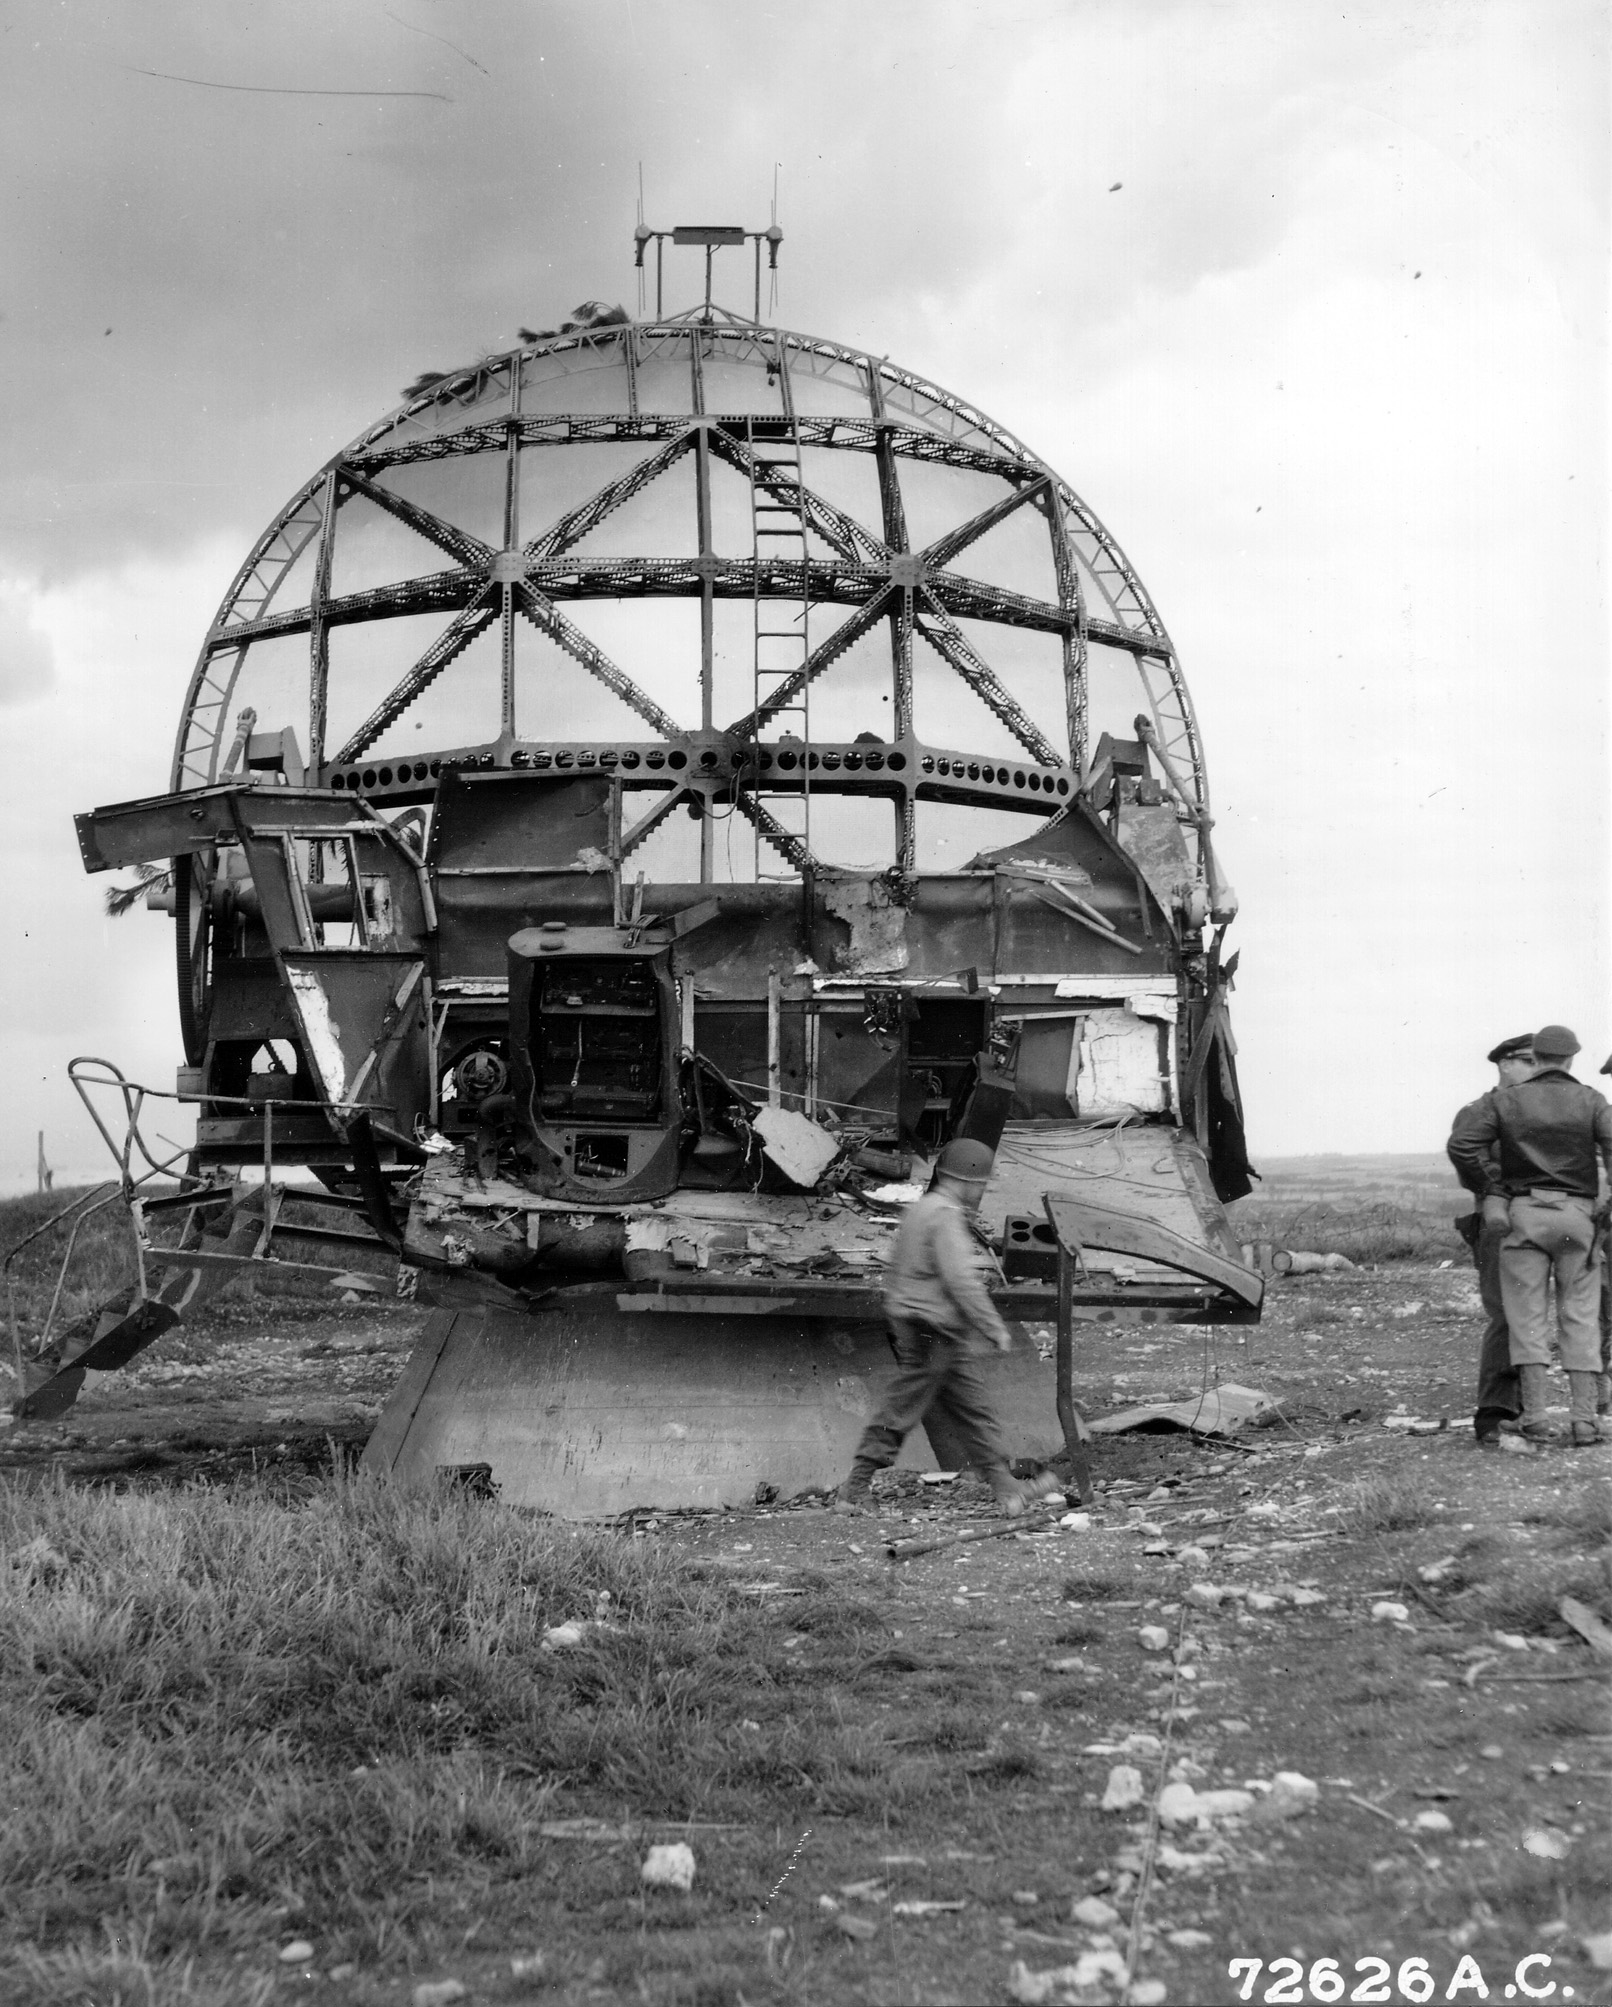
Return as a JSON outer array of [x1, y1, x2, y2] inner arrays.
[[179, 321, 1206, 837], [917, 472, 1050, 573], [204, 558, 1161, 659], [618, 783, 693, 858], [523, 429, 698, 563], [913, 591, 1063, 768], [173, 471, 328, 790], [731, 789, 811, 875], [337, 465, 494, 571], [725, 588, 894, 739], [513, 583, 681, 739], [210, 568, 482, 648], [333, 590, 501, 764], [703, 424, 887, 567], [873, 421, 915, 871], [343, 319, 1176, 655], [308, 469, 339, 777], [1039, 483, 1089, 781]]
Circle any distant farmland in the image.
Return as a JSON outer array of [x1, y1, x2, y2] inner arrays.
[[1226, 1152, 1469, 1264]]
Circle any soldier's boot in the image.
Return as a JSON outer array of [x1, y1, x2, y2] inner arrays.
[[833, 1455, 882, 1515], [1567, 1372, 1602, 1448], [1598, 1372, 1612, 1440], [1517, 1364, 1560, 1444]]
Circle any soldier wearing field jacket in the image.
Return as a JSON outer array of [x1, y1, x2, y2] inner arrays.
[[1448, 1025, 1612, 1447], [834, 1138, 1056, 1516], [1447, 1034, 1535, 1449]]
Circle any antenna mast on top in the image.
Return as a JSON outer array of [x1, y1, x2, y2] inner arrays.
[[632, 202, 784, 322]]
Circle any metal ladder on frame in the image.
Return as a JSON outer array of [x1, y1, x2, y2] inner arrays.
[[747, 415, 812, 878]]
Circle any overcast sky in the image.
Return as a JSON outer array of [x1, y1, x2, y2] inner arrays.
[[1, 0, 1605, 1189]]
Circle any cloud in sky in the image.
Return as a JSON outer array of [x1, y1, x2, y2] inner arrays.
[[0, 0, 1605, 1186], [0, 590, 56, 703]]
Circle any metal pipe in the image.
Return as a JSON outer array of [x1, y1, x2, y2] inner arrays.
[[766, 972, 782, 1106]]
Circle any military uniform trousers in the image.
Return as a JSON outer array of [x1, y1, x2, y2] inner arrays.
[[851, 1319, 1011, 1482], [1500, 1192, 1603, 1371], [1473, 1218, 1519, 1434]]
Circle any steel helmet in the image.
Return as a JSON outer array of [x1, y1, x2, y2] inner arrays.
[[936, 1138, 996, 1182]]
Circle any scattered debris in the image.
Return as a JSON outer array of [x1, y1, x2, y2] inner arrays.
[[1559, 1596, 1612, 1659], [892, 1899, 965, 1917], [540, 1621, 589, 1651], [1370, 1602, 1410, 1624], [835, 1912, 880, 1942], [752, 1105, 842, 1188], [1089, 1383, 1275, 1438], [641, 1843, 696, 1891], [1101, 1764, 1145, 1811], [1137, 1625, 1170, 1652], [1412, 1810, 1453, 1835], [1582, 1930, 1612, 1971], [278, 1940, 314, 1964], [1250, 1772, 1319, 1825], [412, 1985, 467, 2007], [1522, 1830, 1570, 1861], [509, 1953, 546, 1979], [1159, 1782, 1254, 1826], [1007, 1949, 1129, 2003], [1071, 1895, 1120, 1928]]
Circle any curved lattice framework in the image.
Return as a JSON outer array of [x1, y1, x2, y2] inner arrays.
[[174, 311, 1210, 883]]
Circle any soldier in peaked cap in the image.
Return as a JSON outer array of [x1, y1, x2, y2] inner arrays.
[[835, 1138, 1057, 1516], [1447, 1034, 1536, 1448], [1449, 1026, 1612, 1446]]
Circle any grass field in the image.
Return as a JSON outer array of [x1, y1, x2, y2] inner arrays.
[[2, 1174, 1609, 2006]]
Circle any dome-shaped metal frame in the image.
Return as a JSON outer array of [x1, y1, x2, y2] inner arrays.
[[173, 310, 1210, 882]]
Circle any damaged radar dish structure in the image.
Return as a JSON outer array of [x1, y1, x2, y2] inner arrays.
[[48, 222, 1261, 1512]]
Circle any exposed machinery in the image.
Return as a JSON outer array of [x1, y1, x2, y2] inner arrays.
[[39, 224, 1260, 1513]]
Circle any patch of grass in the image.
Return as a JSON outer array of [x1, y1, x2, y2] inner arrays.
[[1523, 1490, 1612, 1544], [1052, 1617, 1104, 1645], [1454, 1555, 1612, 1635], [0, 1184, 145, 1372], [1337, 1474, 1441, 1535], [1060, 1565, 1137, 1601], [0, 1467, 924, 1991]]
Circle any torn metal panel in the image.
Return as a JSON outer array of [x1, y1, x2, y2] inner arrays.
[[822, 875, 910, 974], [752, 1105, 842, 1187], [1042, 1190, 1262, 1309], [281, 952, 430, 1134], [1088, 1383, 1274, 1437]]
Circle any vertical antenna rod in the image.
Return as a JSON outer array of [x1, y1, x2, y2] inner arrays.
[[633, 214, 784, 323]]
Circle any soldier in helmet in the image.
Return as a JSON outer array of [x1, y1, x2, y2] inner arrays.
[[1447, 1033, 1535, 1449], [1449, 1025, 1612, 1447], [835, 1137, 1054, 1515]]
